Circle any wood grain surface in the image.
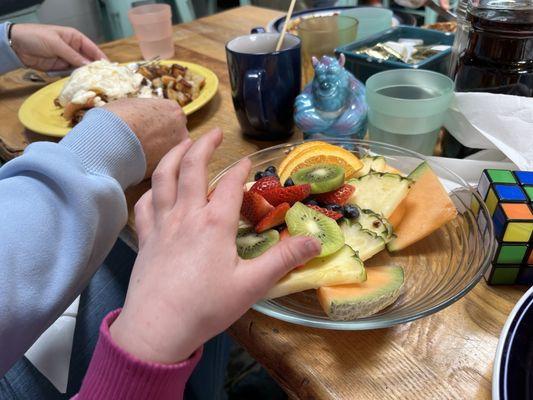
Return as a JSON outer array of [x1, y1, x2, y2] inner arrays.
[[0, 6, 527, 399]]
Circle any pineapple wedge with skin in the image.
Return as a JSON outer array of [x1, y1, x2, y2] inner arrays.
[[347, 172, 412, 218], [339, 218, 386, 261], [265, 245, 366, 299], [356, 208, 394, 243]]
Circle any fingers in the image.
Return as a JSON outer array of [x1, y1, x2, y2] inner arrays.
[[151, 138, 193, 216], [176, 128, 223, 209], [134, 190, 154, 244], [50, 37, 90, 67], [238, 236, 321, 294], [439, 0, 449, 9], [79, 33, 108, 61], [210, 158, 251, 227]]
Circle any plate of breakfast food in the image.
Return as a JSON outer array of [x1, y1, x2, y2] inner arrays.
[[18, 59, 218, 137], [210, 140, 494, 329]]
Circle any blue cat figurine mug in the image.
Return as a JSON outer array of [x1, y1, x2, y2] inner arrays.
[[226, 30, 301, 140]]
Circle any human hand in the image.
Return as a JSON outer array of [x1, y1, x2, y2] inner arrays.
[[439, 0, 449, 10], [10, 24, 107, 71], [103, 98, 189, 179], [109, 129, 321, 364]]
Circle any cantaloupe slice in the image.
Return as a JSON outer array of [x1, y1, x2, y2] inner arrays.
[[318, 266, 404, 320], [387, 162, 457, 252], [265, 245, 366, 299], [388, 201, 406, 229]]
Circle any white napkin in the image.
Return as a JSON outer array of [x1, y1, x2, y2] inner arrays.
[[444, 92, 533, 171], [24, 297, 80, 393]]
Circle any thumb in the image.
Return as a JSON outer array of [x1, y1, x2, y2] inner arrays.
[[50, 39, 89, 68], [242, 236, 321, 290]]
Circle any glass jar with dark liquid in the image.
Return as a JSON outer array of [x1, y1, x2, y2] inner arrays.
[[443, 0, 533, 158]]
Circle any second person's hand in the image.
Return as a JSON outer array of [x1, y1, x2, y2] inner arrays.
[[103, 98, 189, 179], [109, 128, 321, 364], [10, 23, 107, 71]]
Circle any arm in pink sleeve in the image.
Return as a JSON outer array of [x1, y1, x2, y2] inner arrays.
[[75, 309, 202, 400]]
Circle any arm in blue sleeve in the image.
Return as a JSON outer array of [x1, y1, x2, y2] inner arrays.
[[0, 108, 146, 376], [0, 22, 24, 74]]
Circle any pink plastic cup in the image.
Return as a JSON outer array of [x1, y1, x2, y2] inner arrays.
[[128, 4, 174, 60]]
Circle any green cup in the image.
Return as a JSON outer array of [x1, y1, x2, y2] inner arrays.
[[365, 69, 454, 155]]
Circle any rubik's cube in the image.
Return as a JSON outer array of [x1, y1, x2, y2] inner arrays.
[[473, 169, 533, 285]]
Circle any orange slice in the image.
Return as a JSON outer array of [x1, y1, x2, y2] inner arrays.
[[279, 146, 363, 183], [278, 141, 333, 174]]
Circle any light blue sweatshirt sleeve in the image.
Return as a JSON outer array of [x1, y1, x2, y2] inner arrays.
[[0, 22, 24, 74], [0, 108, 146, 376]]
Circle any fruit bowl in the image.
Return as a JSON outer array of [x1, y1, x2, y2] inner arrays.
[[209, 139, 494, 330]]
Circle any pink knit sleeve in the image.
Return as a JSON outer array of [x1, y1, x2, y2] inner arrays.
[[74, 309, 202, 400]]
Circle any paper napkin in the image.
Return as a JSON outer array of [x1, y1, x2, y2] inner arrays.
[[24, 297, 80, 393], [445, 92, 533, 171]]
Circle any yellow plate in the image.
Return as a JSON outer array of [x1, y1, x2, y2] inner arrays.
[[18, 60, 219, 138]]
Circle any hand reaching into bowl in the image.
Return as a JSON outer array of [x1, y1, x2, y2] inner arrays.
[[10, 23, 107, 71], [109, 128, 322, 363]]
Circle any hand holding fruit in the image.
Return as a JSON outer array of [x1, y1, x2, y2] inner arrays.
[[109, 129, 321, 364], [103, 98, 189, 179]]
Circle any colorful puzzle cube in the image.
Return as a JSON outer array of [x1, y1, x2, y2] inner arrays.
[[475, 169, 533, 285]]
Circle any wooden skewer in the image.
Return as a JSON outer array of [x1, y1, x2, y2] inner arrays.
[[275, 0, 297, 52]]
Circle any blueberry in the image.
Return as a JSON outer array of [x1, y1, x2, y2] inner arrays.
[[284, 177, 295, 187], [325, 204, 343, 213], [304, 199, 318, 206], [265, 165, 277, 174], [343, 205, 360, 219], [263, 170, 278, 178], [254, 171, 264, 181]]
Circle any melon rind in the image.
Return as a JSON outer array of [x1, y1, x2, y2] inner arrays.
[[317, 266, 404, 321]]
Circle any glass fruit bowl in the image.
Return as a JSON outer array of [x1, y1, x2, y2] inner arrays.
[[209, 139, 494, 330]]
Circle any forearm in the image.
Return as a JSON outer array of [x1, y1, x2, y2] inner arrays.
[[0, 22, 24, 74], [0, 109, 146, 375]]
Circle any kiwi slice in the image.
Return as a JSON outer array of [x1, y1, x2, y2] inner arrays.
[[291, 164, 345, 194], [285, 202, 344, 257], [236, 228, 279, 260]]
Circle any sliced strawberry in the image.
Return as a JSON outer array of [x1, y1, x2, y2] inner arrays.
[[314, 184, 355, 206], [279, 228, 291, 241], [307, 204, 343, 220], [262, 184, 311, 206], [250, 176, 280, 195], [241, 191, 274, 224], [255, 203, 290, 233]]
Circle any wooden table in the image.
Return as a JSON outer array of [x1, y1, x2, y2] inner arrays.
[[0, 6, 527, 399]]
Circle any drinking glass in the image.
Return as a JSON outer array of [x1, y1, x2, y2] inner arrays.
[[299, 15, 358, 84], [128, 4, 174, 60], [365, 69, 454, 155]]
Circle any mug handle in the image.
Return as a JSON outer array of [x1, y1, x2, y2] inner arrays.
[[251, 27, 265, 34], [244, 69, 267, 129]]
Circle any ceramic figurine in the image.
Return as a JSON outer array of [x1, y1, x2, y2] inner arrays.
[[294, 54, 368, 140]]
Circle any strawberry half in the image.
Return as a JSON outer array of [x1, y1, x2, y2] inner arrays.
[[314, 184, 355, 206], [307, 204, 343, 220], [279, 228, 291, 241], [262, 184, 311, 206], [250, 176, 280, 195], [255, 203, 290, 233], [241, 191, 274, 224]]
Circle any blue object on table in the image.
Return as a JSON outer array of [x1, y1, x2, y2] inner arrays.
[[294, 54, 367, 141], [226, 30, 301, 141], [335, 26, 454, 83]]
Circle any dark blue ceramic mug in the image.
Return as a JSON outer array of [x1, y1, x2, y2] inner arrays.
[[226, 29, 301, 140]]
